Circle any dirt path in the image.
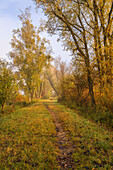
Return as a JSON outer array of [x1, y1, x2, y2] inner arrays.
[[45, 104, 76, 169]]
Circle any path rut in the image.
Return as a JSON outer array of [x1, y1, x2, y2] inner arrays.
[[45, 104, 76, 169]]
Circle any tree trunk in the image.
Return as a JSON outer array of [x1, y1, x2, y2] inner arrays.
[[31, 92, 34, 101], [108, 33, 113, 86], [84, 56, 96, 107], [48, 77, 59, 97], [87, 70, 96, 107], [93, 3, 103, 93]]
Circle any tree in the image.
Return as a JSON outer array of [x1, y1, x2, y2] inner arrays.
[[9, 8, 51, 100], [45, 57, 72, 99], [85, 0, 113, 94], [0, 60, 17, 113], [34, 0, 113, 106], [34, 0, 96, 106]]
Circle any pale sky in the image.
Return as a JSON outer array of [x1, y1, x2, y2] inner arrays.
[[0, 0, 71, 62]]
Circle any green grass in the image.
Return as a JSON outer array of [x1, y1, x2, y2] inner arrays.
[[0, 100, 113, 169], [60, 100, 113, 129], [0, 103, 59, 169], [47, 101, 113, 169]]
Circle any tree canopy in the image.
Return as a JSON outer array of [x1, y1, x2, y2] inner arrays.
[[9, 8, 51, 100], [34, 0, 113, 106]]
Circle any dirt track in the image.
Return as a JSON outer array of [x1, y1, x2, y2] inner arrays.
[[45, 104, 76, 169]]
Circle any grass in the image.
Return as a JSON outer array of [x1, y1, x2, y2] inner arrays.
[[0, 99, 113, 169], [0, 102, 59, 169], [60, 100, 113, 130], [47, 101, 113, 169]]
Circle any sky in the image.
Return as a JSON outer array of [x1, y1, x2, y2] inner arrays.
[[0, 0, 71, 63]]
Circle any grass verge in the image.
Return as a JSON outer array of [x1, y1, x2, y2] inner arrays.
[[60, 100, 113, 130]]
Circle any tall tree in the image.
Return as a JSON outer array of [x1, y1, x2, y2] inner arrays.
[[34, 0, 96, 106], [92, 0, 113, 87], [34, 0, 113, 106], [9, 8, 50, 100]]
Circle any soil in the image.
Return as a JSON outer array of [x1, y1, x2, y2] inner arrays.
[[45, 104, 76, 169]]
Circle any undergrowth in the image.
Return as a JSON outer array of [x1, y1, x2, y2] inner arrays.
[[60, 100, 113, 130]]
